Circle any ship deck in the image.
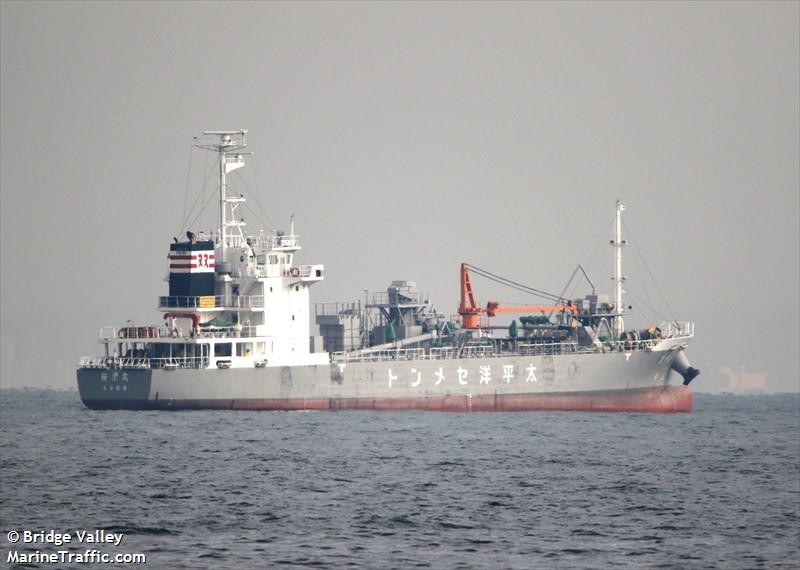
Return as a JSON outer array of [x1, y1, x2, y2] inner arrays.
[[78, 334, 692, 372]]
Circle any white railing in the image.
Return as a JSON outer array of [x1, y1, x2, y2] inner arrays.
[[119, 357, 150, 369], [595, 338, 660, 352], [149, 357, 209, 369], [79, 356, 109, 368], [78, 356, 210, 370], [100, 326, 168, 340], [231, 295, 265, 308], [269, 234, 300, 249], [196, 326, 258, 339], [331, 347, 426, 363], [516, 342, 579, 356], [368, 291, 430, 306], [159, 295, 264, 309], [283, 265, 319, 279], [222, 234, 247, 249], [659, 321, 694, 338], [159, 296, 210, 309], [99, 324, 259, 341], [315, 302, 360, 317], [241, 233, 301, 250], [430, 347, 456, 360], [461, 344, 497, 358], [330, 342, 585, 363]]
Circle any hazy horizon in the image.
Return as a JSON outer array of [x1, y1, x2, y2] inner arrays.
[[1, 1, 798, 393]]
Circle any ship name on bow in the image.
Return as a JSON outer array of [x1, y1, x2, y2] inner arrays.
[[387, 363, 538, 388]]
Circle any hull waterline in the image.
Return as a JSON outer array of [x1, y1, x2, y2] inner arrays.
[[80, 385, 692, 413]]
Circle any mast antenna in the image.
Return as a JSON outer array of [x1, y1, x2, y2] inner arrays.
[[194, 130, 249, 263], [611, 200, 627, 337]]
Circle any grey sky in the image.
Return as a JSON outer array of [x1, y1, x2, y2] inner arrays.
[[1, 1, 798, 392]]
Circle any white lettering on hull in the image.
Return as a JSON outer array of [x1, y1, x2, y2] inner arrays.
[[387, 363, 538, 389]]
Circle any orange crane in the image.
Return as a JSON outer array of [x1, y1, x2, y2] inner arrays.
[[458, 263, 577, 329]]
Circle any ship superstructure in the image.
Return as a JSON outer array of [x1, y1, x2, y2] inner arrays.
[[77, 130, 699, 412], [88, 131, 325, 372]]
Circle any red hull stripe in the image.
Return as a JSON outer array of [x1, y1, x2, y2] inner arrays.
[[85, 386, 692, 413]]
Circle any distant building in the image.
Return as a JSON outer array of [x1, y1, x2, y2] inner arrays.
[[720, 366, 768, 393]]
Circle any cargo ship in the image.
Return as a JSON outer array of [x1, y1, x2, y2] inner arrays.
[[77, 130, 699, 412]]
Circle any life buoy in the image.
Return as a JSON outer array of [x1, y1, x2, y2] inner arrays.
[[170, 328, 179, 338], [290, 267, 300, 277], [118, 328, 127, 339]]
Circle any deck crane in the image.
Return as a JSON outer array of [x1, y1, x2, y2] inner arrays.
[[458, 263, 577, 329]]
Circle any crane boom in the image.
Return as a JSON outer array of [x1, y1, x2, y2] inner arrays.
[[486, 301, 577, 317], [459, 263, 482, 329], [458, 264, 577, 329]]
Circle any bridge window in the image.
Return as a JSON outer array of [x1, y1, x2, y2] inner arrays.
[[214, 343, 232, 357], [236, 342, 253, 357]]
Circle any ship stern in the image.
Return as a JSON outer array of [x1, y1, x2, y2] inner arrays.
[[77, 368, 153, 410]]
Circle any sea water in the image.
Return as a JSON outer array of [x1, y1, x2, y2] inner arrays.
[[1, 390, 798, 568]]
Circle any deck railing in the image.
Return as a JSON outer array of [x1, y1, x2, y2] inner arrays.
[[100, 326, 166, 340], [315, 302, 360, 317], [158, 295, 264, 309], [78, 356, 210, 370], [429, 347, 457, 360], [660, 321, 694, 338], [516, 342, 580, 356], [195, 326, 258, 339], [367, 291, 430, 306], [600, 339, 657, 352], [332, 347, 426, 363], [329, 342, 583, 363], [326, 333, 698, 364], [149, 357, 209, 369], [99, 325, 259, 341], [82, 326, 696, 369], [282, 265, 320, 279]]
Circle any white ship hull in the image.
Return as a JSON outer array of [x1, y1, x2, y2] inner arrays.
[[78, 344, 692, 413]]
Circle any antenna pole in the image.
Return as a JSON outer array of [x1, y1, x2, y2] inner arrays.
[[613, 200, 626, 337], [194, 130, 248, 264], [219, 145, 226, 262]]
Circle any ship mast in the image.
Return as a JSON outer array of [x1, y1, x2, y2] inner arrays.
[[195, 130, 248, 262], [612, 200, 627, 337]]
